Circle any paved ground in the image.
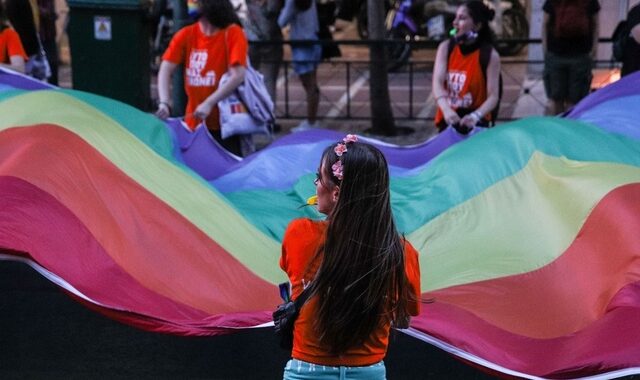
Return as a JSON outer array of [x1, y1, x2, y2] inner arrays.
[[57, 59, 620, 146], [54, 20, 539, 147], [0, 260, 496, 379], [55, 18, 623, 148]]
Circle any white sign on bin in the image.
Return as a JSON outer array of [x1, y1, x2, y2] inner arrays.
[[94, 16, 112, 41]]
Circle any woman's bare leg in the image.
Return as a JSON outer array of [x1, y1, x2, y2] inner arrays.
[[299, 70, 319, 123]]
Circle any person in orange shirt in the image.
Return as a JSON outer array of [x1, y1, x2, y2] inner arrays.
[[0, 1, 27, 73], [155, 0, 248, 156], [432, 1, 501, 134], [279, 134, 421, 379]]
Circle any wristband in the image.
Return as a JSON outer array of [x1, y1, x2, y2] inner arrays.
[[158, 101, 171, 112], [470, 111, 482, 121]]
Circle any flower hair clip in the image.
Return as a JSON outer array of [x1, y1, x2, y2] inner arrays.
[[332, 160, 344, 180], [343, 134, 358, 144], [332, 134, 358, 180], [334, 143, 348, 157]]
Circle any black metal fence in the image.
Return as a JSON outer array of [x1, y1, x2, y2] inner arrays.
[[253, 38, 620, 123]]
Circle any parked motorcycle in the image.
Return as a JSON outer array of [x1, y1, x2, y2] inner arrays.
[[386, 0, 529, 70]]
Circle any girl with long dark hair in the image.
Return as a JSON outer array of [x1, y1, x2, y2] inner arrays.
[[279, 135, 421, 379], [155, 0, 247, 156], [432, 0, 501, 133], [0, 0, 27, 73]]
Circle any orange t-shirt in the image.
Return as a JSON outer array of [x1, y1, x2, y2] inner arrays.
[[0, 27, 28, 64], [280, 218, 421, 366], [162, 23, 248, 131], [434, 43, 489, 126]]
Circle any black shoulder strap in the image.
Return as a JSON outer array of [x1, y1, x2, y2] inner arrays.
[[479, 43, 492, 82], [293, 285, 312, 308], [480, 43, 502, 126], [447, 39, 492, 83]]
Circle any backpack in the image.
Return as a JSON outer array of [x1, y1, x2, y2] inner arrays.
[[553, 0, 590, 39], [221, 28, 275, 125], [218, 67, 274, 140], [612, 20, 630, 61], [234, 62, 276, 125], [447, 39, 503, 127], [208, 27, 275, 143]]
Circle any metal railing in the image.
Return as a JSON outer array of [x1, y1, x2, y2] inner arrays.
[[252, 38, 620, 123]]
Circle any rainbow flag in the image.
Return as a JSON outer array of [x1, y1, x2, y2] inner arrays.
[[2, 68, 640, 378]]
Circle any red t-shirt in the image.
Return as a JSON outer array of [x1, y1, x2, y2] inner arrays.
[[0, 28, 28, 64], [280, 218, 422, 366], [435, 44, 489, 126], [162, 23, 248, 131]]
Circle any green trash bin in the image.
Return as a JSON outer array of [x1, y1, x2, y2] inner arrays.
[[67, 0, 151, 110]]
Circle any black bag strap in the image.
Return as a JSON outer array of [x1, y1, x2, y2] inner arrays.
[[293, 285, 312, 310], [446, 38, 493, 87]]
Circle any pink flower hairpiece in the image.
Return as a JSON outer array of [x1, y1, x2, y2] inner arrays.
[[343, 134, 358, 144], [331, 134, 358, 180], [334, 143, 348, 157], [332, 160, 344, 180]]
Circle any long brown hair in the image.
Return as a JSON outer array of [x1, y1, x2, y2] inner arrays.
[[308, 141, 412, 354]]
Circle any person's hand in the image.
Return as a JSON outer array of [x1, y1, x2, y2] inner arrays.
[[460, 113, 479, 128], [443, 109, 460, 127], [193, 101, 214, 121], [155, 102, 171, 119]]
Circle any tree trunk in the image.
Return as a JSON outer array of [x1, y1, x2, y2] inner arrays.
[[367, 0, 396, 135]]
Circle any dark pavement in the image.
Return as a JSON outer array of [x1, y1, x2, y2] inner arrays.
[[0, 260, 495, 379]]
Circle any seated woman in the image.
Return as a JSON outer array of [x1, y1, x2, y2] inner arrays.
[[279, 134, 421, 379], [0, 1, 26, 73], [432, 0, 501, 134]]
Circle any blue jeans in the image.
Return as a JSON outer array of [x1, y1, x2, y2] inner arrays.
[[283, 359, 386, 380]]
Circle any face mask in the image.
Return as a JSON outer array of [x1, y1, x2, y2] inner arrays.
[[187, 0, 202, 21]]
